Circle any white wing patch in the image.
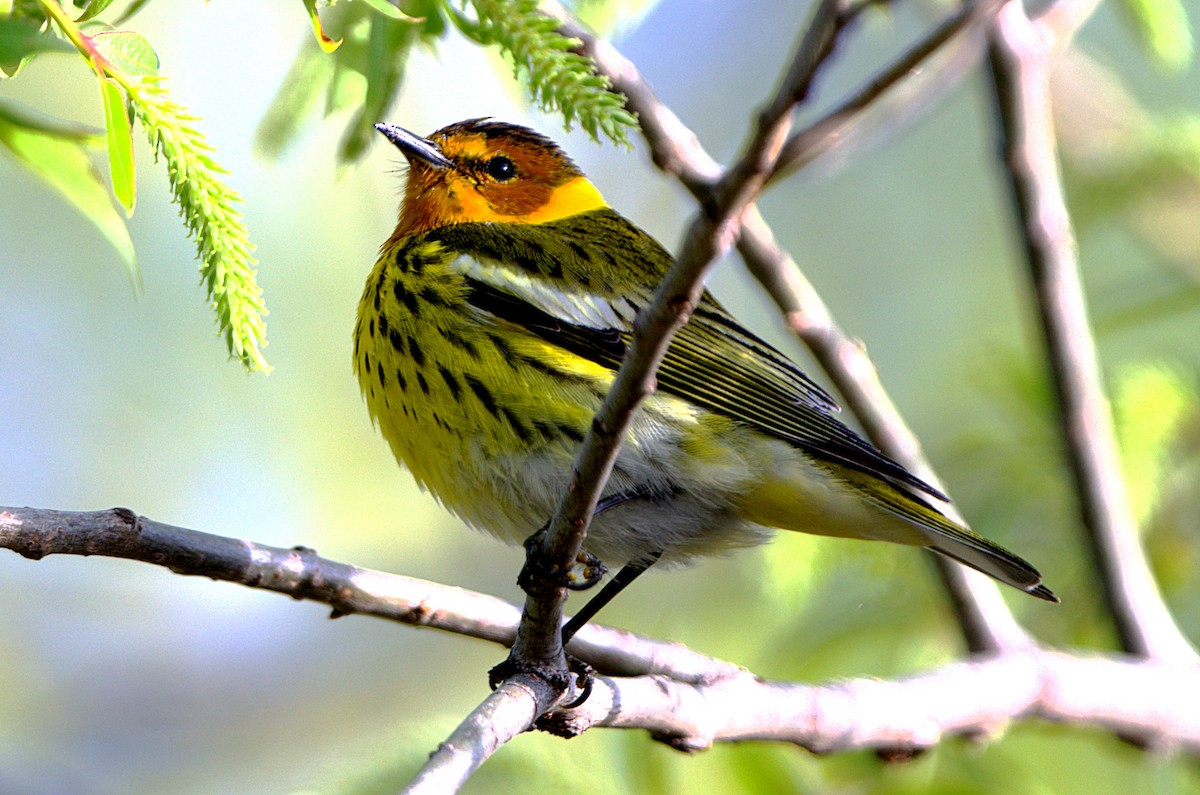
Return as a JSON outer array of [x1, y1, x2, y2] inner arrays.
[[450, 253, 638, 330]]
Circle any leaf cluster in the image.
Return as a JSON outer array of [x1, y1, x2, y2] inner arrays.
[[450, 0, 638, 143], [259, 0, 638, 162], [1, 0, 638, 374], [1, 0, 268, 370]]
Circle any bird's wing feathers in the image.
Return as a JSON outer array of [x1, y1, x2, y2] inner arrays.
[[451, 250, 640, 331], [425, 213, 945, 503]]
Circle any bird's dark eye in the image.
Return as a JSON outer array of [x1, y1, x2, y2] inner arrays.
[[485, 155, 517, 182]]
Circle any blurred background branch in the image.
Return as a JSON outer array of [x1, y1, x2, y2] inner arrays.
[[550, 0, 1035, 653], [985, 0, 1197, 663]]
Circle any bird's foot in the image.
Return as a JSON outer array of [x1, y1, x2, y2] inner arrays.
[[486, 650, 592, 708], [518, 527, 607, 593]]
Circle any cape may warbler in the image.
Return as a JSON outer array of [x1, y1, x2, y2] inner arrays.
[[355, 118, 1055, 612]]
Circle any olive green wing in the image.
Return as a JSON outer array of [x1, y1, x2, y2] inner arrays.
[[425, 212, 944, 503]]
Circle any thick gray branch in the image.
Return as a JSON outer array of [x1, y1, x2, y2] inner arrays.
[[0, 506, 742, 683], [554, 648, 1200, 754], [5, 506, 1198, 760]]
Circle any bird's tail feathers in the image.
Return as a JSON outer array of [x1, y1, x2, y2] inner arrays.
[[922, 522, 1059, 603], [844, 470, 1058, 603]]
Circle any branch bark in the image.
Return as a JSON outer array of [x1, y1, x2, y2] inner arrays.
[[553, 648, 1200, 755], [6, 505, 1199, 762], [983, 0, 1197, 663], [770, 0, 1004, 183], [0, 506, 743, 683], [550, 0, 1032, 653], [402, 677, 554, 794], [505, 0, 860, 697]]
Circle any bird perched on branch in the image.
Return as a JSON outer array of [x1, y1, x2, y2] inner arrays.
[[355, 118, 1055, 633]]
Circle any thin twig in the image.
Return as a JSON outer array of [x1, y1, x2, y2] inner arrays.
[[402, 677, 548, 794], [983, 1, 1197, 663], [767, 0, 1106, 180], [0, 506, 744, 683], [506, 0, 855, 695], [770, 0, 1005, 182], [550, 1, 1031, 652]]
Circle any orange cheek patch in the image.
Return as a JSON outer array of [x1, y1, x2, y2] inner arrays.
[[480, 180, 553, 217]]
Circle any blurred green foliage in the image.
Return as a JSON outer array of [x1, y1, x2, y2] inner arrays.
[[0, 0, 636, 373]]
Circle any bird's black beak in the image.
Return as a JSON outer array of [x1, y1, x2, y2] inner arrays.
[[375, 122, 453, 170]]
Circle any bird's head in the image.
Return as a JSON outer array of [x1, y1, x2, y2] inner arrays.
[[377, 118, 607, 238]]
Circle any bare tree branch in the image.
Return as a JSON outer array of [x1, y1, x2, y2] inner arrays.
[[402, 677, 550, 794], [983, 1, 1197, 662], [549, 0, 1033, 653], [771, 0, 1004, 182], [0, 506, 743, 683], [8, 505, 1199, 767], [769, 0, 1106, 180], [504, 0, 857, 695], [552, 649, 1200, 754]]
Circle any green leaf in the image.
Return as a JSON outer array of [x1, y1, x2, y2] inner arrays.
[[254, 41, 335, 159], [76, 0, 117, 22], [1120, 0, 1194, 70], [357, 0, 422, 22], [0, 15, 74, 77], [339, 9, 417, 161], [113, 0, 154, 25], [100, 75, 135, 214], [90, 29, 159, 76], [304, 0, 342, 52], [0, 97, 101, 139], [1114, 363, 1194, 524], [0, 103, 138, 283], [318, 6, 375, 117], [127, 75, 270, 372], [455, 0, 638, 145]]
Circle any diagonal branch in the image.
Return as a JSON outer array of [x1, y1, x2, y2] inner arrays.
[[506, 0, 857, 691], [549, 0, 1032, 653], [475, 1, 884, 779], [770, 0, 1004, 183], [983, 1, 1197, 663], [735, 212, 1033, 651], [402, 677, 553, 794]]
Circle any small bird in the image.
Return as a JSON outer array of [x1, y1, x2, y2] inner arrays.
[[355, 118, 1056, 627]]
